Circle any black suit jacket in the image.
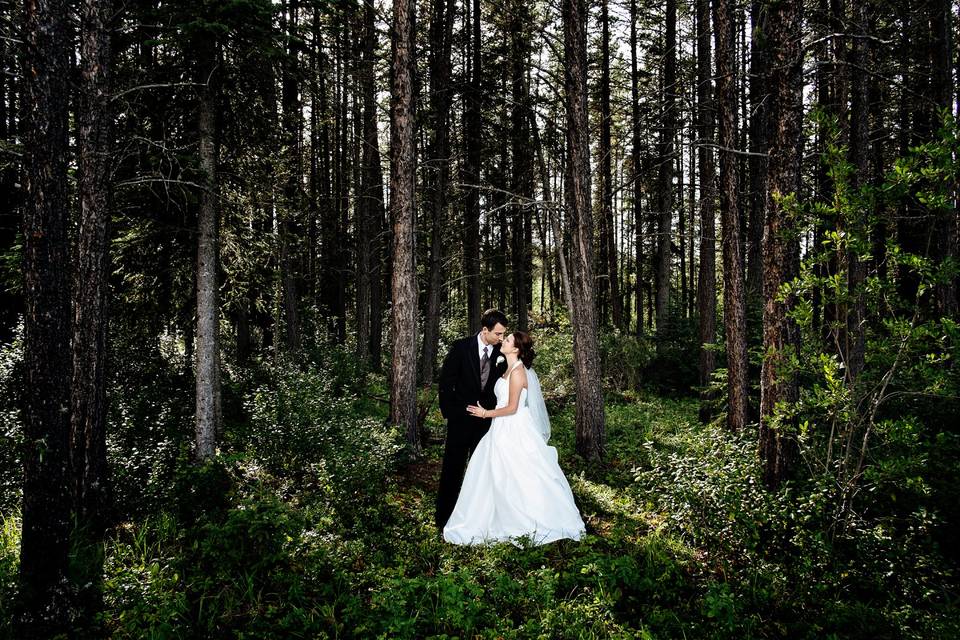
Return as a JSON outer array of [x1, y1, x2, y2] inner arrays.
[[438, 335, 506, 424]]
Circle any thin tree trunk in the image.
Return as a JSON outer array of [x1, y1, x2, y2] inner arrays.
[[357, 0, 382, 368], [420, 0, 456, 382], [846, 0, 870, 382], [19, 0, 73, 628], [931, 0, 956, 315], [463, 0, 482, 333], [510, 0, 532, 331], [715, 0, 749, 432], [564, 0, 606, 461], [73, 0, 113, 534], [390, 0, 419, 452], [332, 15, 353, 343], [531, 107, 574, 313], [600, 0, 622, 329], [194, 33, 221, 459], [687, 108, 696, 320], [631, 0, 643, 335], [656, 0, 677, 340], [760, 0, 803, 489], [746, 0, 768, 297], [696, 0, 717, 423], [280, 0, 302, 353]]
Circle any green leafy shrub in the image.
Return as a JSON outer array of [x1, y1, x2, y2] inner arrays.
[[600, 331, 655, 393], [0, 511, 19, 631], [643, 307, 702, 396], [0, 324, 23, 513], [106, 343, 194, 520], [241, 358, 404, 525]]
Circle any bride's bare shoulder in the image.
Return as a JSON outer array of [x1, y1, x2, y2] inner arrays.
[[510, 363, 528, 387]]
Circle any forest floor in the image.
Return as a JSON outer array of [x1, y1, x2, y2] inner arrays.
[[343, 392, 733, 638], [2, 376, 955, 638]]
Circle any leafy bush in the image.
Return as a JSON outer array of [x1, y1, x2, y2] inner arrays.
[[600, 331, 655, 392], [240, 357, 405, 524], [0, 324, 23, 513], [643, 307, 702, 396], [634, 420, 959, 638], [0, 511, 19, 631], [106, 337, 194, 521], [526, 324, 575, 402]]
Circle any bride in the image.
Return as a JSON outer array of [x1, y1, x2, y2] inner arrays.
[[442, 331, 586, 545]]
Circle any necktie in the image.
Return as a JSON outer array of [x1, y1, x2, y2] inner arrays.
[[480, 346, 490, 388]]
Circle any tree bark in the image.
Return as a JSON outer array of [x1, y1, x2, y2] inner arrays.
[[696, 0, 717, 423], [194, 33, 221, 460], [746, 0, 768, 297], [531, 107, 574, 313], [510, 0, 533, 331], [280, 0, 302, 352], [931, 0, 956, 315], [421, 0, 457, 382], [72, 0, 113, 531], [656, 0, 677, 340], [357, 0, 383, 369], [390, 0, 419, 452], [760, 0, 803, 489], [19, 0, 73, 629], [715, 0, 749, 432], [846, 0, 870, 383], [463, 0, 482, 333], [631, 0, 644, 335], [600, 0, 622, 330], [564, 0, 606, 461]]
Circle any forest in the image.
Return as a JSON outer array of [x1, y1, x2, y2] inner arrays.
[[1, 0, 958, 636]]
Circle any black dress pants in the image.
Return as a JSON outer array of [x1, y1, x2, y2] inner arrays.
[[435, 418, 490, 529]]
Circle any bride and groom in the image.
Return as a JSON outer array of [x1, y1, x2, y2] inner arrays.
[[435, 309, 586, 545]]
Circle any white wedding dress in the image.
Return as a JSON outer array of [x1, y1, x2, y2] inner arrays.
[[443, 362, 586, 546]]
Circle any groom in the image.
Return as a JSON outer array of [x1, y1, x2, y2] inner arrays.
[[435, 309, 509, 530]]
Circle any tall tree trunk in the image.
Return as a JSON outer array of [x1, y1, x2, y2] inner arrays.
[[631, 0, 644, 335], [531, 107, 574, 313], [463, 0, 482, 333], [19, 0, 73, 629], [760, 0, 803, 489], [73, 0, 113, 535], [510, 0, 532, 331], [687, 114, 696, 319], [336, 13, 350, 343], [715, 0, 749, 431], [746, 0, 768, 297], [308, 8, 320, 306], [846, 0, 870, 383], [194, 33, 221, 459], [810, 0, 833, 344], [656, 0, 677, 340], [564, 0, 606, 461], [318, 30, 337, 338], [420, 0, 456, 382], [931, 0, 956, 315], [696, 0, 717, 423], [0, 7, 20, 342], [357, 0, 382, 368], [390, 0, 419, 452], [280, 0, 302, 352], [600, 0, 622, 330], [368, 126, 385, 371]]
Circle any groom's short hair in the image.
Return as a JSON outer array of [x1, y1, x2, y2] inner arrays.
[[481, 309, 508, 330]]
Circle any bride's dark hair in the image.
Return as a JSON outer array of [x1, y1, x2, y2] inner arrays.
[[512, 331, 536, 368]]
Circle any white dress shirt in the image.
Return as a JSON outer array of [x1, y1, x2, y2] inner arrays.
[[477, 333, 492, 363]]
